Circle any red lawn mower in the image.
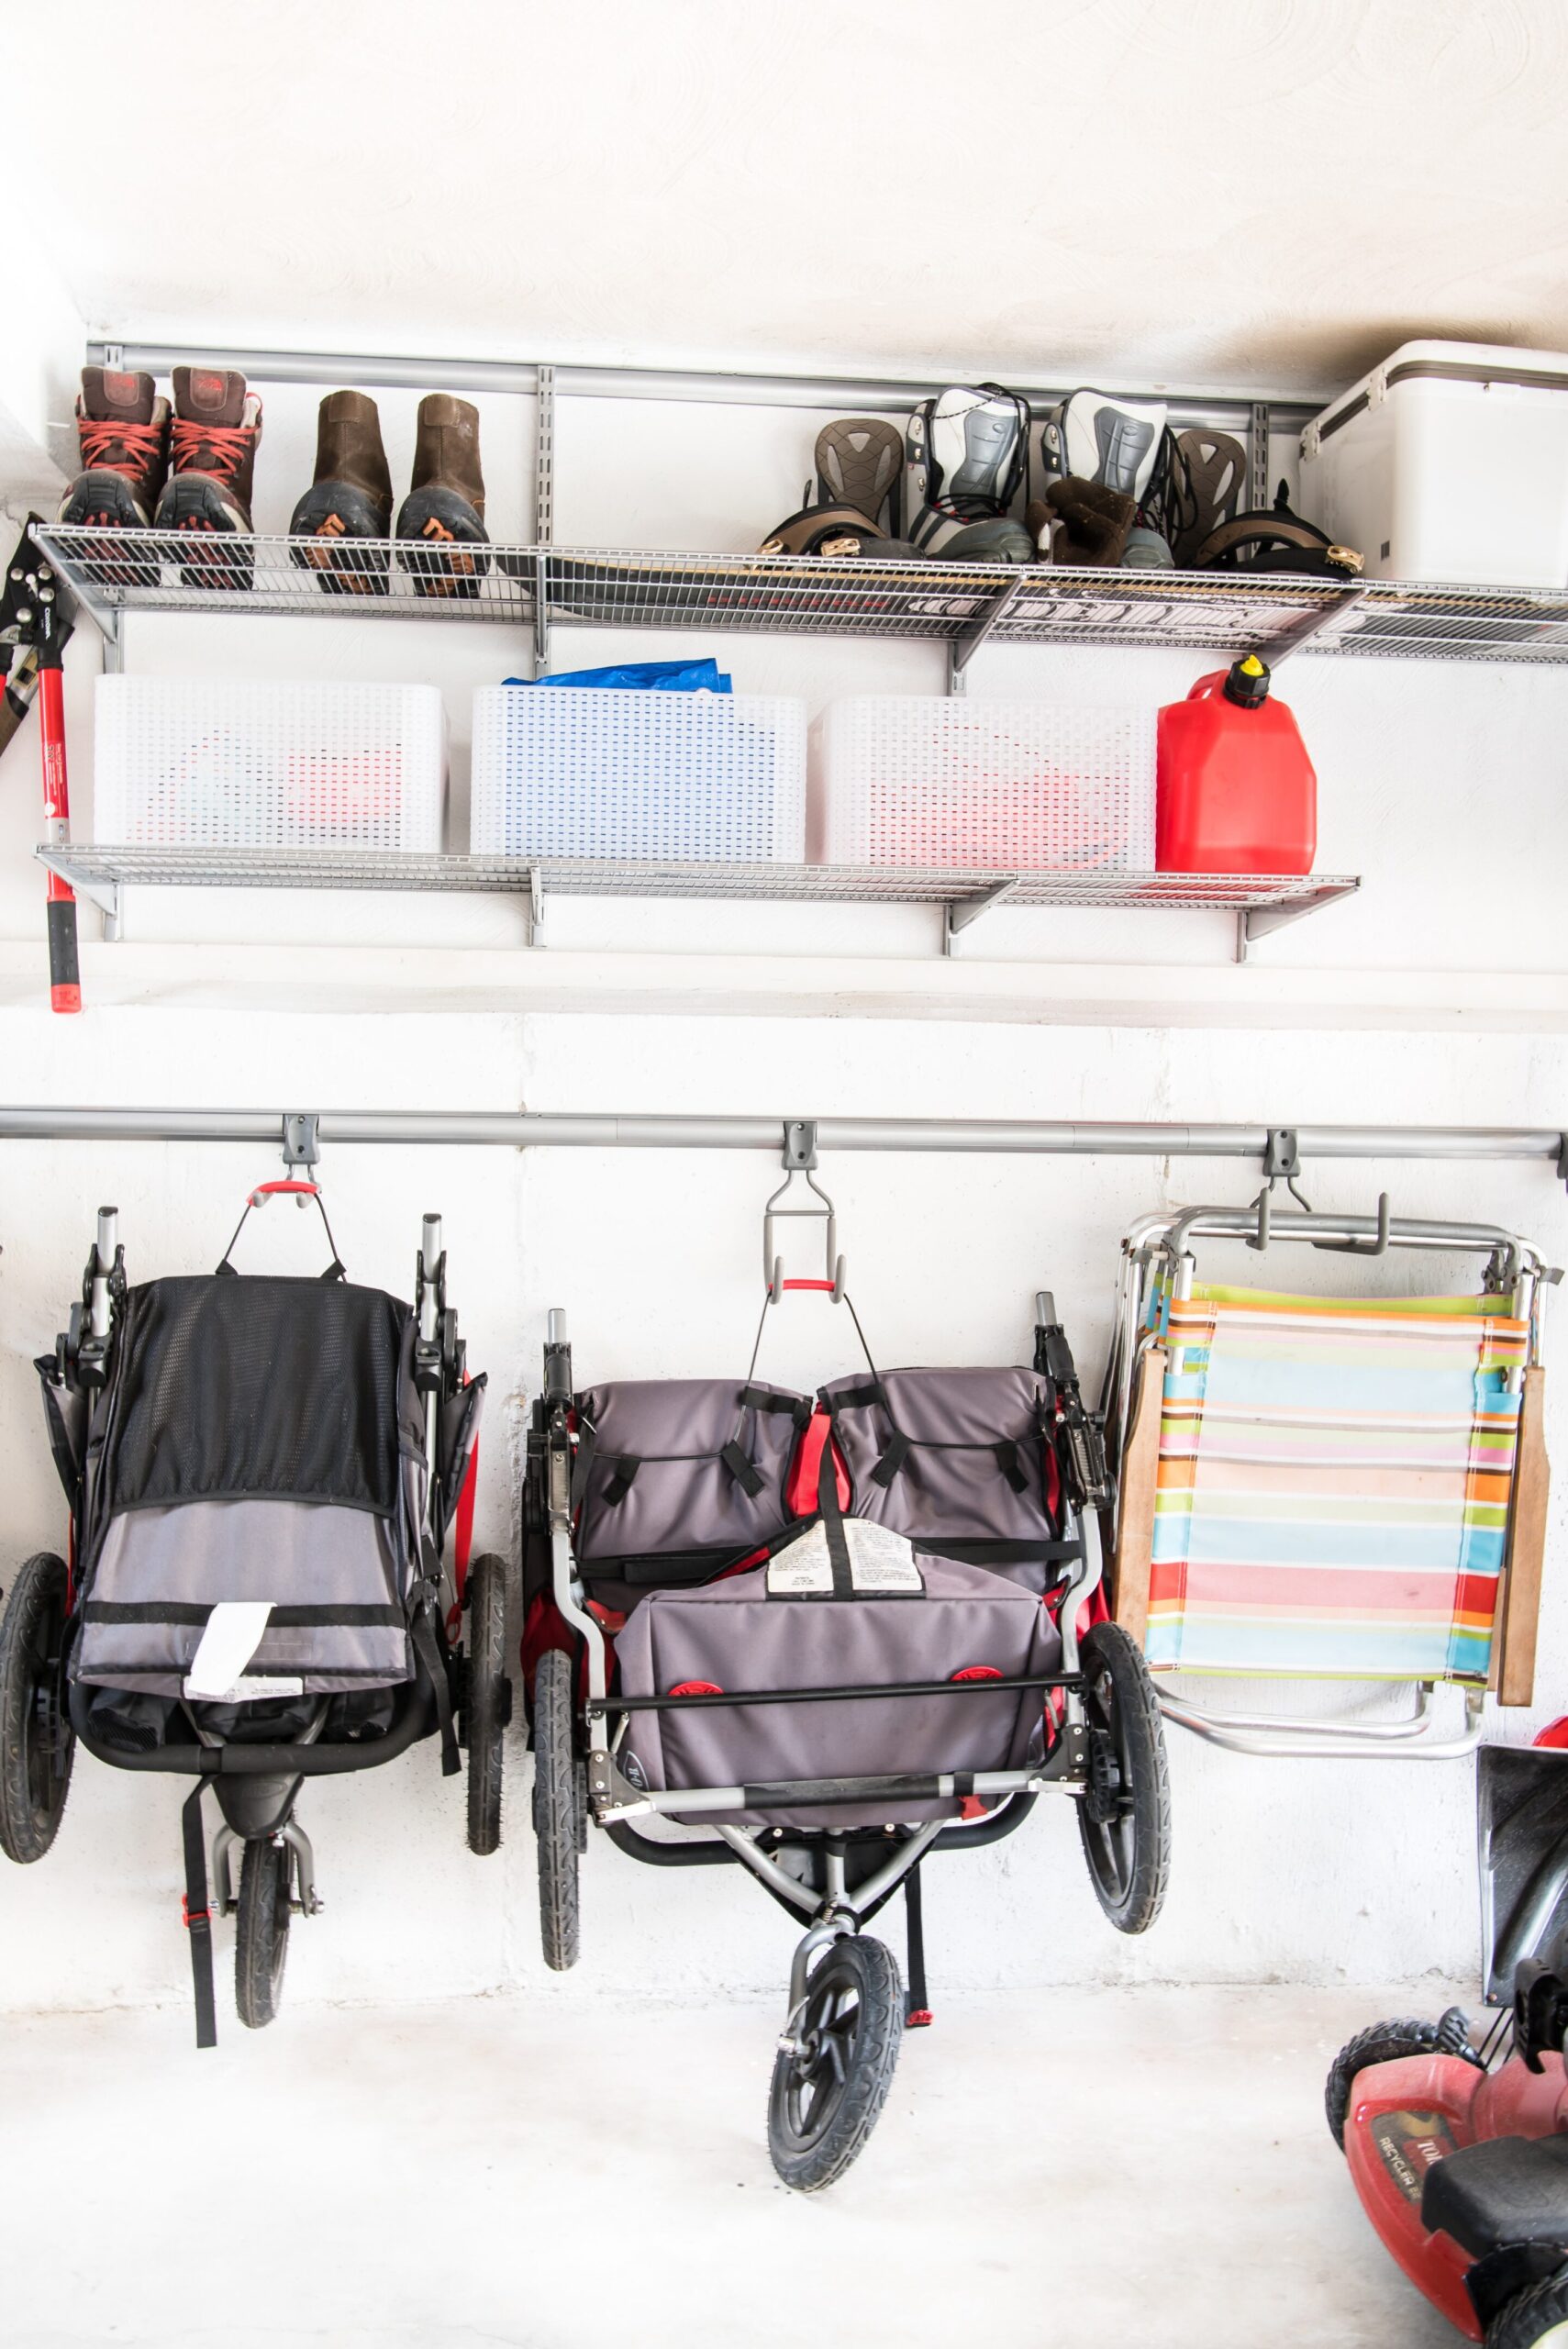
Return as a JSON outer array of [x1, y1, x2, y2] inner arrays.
[[1329, 1738, 1568, 2345]]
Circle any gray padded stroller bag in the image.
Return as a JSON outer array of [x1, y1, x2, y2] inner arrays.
[[72, 1273, 431, 1699], [615, 1527, 1059, 1830], [819, 1365, 1079, 1593], [573, 1377, 811, 1585]]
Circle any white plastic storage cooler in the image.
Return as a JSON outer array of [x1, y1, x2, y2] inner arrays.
[[1298, 340, 1568, 588], [810, 696, 1156, 870], [470, 686, 806, 861], [93, 677, 447, 850]]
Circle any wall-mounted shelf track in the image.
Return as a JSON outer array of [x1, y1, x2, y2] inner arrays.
[[31, 525, 1568, 667], [37, 845, 1359, 962]]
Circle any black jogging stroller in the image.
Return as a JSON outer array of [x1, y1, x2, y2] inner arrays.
[[520, 1166, 1171, 2189], [0, 1180, 511, 2042]]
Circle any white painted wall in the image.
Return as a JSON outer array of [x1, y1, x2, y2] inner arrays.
[[13, 1, 1568, 395], [2, 375, 1566, 2021]]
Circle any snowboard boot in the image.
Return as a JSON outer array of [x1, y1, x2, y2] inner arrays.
[[57, 367, 171, 584], [290, 391, 395, 596], [395, 395, 489, 599], [154, 366, 262, 588]]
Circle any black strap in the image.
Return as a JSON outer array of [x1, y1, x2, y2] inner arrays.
[[738, 1386, 811, 1425], [569, 1426, 597, 1514], [412, 1553, 460, 1776], [870, 1429, 912, 1488], [181, 1782, 217, 2051], [822, 1381, 886, 1414], [719, 1440, 765, 1497], [217, 1186, 346, 1281], [85, 1601, 403, 1628], [603, 1456, 641, 1507], [816, 1437, 855, 1598], [993, 1439, 1029, 1495], [905, 1866, 930, 2025]]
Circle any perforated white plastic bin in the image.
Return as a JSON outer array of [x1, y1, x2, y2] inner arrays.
[[470, 687, 806, 861], [810, 696, 1156, 869], [93, 677, 447, 850]]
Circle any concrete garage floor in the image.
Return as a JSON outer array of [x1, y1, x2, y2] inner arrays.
[[1, 1984, 1467, 2349]]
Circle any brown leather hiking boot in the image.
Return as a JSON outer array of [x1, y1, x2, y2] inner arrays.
[[59, 368, 171, 529], [155, 367, 262, 584], [290, 391, 395, 596], [395, 394, 489, 598]]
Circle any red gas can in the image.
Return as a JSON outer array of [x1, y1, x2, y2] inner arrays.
[[1156, 655, 1316, 874]]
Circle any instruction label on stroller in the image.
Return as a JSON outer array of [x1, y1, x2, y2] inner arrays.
[[183, 1601, 304, 1702], [766, 1519, 924, 1598]]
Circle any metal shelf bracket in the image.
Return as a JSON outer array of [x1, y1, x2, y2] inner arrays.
[[947, 572, 1029, 695], [1236, 884, 1351, 963], [943, 876, 1020, 954], [38, 850, 122, 940]]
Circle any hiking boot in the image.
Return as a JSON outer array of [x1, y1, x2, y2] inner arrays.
[[154, 365, 262, 587], [57, 368, 171, 584], [290, 390, 394, 596], [59, 368, 170, 529], [396, 395, 489, 598]]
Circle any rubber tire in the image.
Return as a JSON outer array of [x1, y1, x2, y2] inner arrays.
[[533, 1648, 581, 1971], [464, 1553, 509, 1857], [235, 1836, 291, 2031], [768, 1934, 905, 2192], [1075, 1620, 1172, 1935], [1487, 2266, 1568, 2348], [0, 1553, 74, 1865], [1324, 2015, 1476, 2151]]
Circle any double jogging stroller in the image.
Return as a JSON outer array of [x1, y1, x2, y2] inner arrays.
[[520, 1173, 1171, 2188], [0, 1181, 510, 2041]]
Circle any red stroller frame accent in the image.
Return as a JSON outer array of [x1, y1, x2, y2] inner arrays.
[[520, 1266, 1170, 2192]]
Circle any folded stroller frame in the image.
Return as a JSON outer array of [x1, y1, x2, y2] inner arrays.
[[521, 1237, 1172, 2188], [1102, 1199, 1553, 1761], [0, 1185, 511, 2043]]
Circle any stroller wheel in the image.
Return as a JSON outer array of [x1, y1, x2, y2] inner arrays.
[[235, 1835, 292, 2030], [463, 1553, 511, 1857], [767, 1934, 904, 2192], [532, 1647, 581, 1970], [0, 1553, 75, 1865], [1075, 1620, 1171, 1935]]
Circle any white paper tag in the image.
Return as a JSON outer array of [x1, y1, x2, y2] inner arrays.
[[767, 1519, 924, 1598], [183, 1602, 303, 1703]]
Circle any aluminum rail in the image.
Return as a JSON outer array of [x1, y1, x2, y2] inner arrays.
[[0, 1108, 1562, 1165], [88, 340, 1324, 427]]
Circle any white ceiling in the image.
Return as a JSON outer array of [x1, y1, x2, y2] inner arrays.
[[15, 0, 1568, 395]]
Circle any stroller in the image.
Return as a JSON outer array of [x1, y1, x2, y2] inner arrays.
[[0, 1181, 510, 2042], [520, 1164, 1171, 2189]]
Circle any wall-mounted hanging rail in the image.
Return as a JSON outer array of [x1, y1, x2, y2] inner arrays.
[[0, 1106, 1562, 1181]]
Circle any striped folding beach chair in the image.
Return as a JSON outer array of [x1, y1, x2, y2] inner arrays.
[[1105, 1204, 1552, 1757]]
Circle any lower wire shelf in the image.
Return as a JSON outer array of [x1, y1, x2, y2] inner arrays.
[[36, 845, 1358, 963]]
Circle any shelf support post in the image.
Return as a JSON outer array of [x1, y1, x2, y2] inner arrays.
[[533, 364, 555, 677], [1249, 401, 1271, 513]]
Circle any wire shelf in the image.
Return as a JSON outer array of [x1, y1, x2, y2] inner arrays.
[[39, 841, 1357, 920], [31, 523, 1568, 662]]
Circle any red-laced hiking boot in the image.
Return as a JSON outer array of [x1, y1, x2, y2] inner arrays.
[[154, 366, 263, 586], [57, 368, 171, 584]]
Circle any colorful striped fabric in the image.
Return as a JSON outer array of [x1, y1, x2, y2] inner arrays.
[[1146, 1286, 1526, 1682]]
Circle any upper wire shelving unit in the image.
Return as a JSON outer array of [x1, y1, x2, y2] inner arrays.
[[30, 524, 1568, 670]]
